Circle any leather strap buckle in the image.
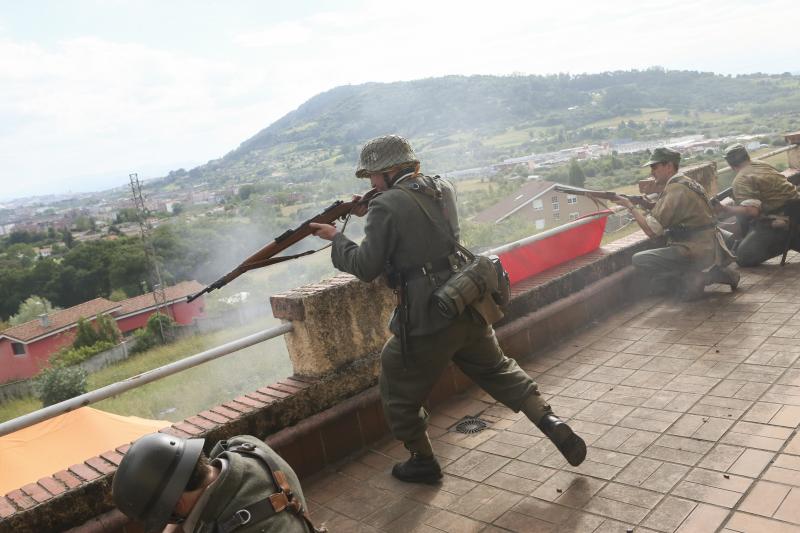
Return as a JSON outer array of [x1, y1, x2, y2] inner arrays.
[[269, 492, 289, 512], [234, 509, 251, 526]]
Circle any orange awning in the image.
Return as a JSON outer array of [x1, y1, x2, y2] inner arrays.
[[0, 407, 169, 495]]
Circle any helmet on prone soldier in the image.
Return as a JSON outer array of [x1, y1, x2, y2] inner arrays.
[[355, 135, 419, 178], [112, 433, 205, 533]]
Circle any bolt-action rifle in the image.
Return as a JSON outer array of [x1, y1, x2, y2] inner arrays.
[[709, 187, 733, 206], [553, 185, 658, 210], [187, 188, 380, 302]]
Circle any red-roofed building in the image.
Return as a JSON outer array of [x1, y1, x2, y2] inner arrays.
[[113, 280, 206, 334], [0, 281, 206, 382], [472, 179, 601, 229], [0, 299, 121, 382]]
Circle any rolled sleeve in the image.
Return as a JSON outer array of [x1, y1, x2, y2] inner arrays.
[[645, 215, 665, 236], [740, 198, 762, 209]]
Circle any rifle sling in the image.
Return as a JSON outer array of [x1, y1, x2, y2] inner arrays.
[[241, 249, 319, 270], [240, 210, 359, 271]]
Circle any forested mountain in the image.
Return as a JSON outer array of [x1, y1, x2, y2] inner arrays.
[[170, 69, 799, 190]]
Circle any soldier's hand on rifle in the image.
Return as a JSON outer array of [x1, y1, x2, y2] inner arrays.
[[351, 194, 369, 217], [711, 199, 727, 217], [611, 195, 635, 210], [310, 222, 338, 241]]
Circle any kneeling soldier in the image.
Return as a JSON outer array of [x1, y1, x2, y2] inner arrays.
[[613, 147, 738, 299], [715, 144, 800, 266]]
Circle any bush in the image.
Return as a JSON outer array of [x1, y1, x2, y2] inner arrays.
[[73, 314, 121, 349], [95, 313, 121, 344], [128, 313, 177, 355], [73, 317, 100, 349], [35, 366, 87, 406], [51, 340, 115, 367]]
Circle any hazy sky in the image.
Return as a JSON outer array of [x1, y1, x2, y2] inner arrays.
[[0, 0, 797, 201]]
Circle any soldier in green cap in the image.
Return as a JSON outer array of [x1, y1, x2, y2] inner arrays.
[[310, 134, 586, 484], [714, 144, 800, 266], [613, 147, 738, 298]]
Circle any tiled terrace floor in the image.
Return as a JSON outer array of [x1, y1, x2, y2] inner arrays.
[[304, 254, 800, 533]]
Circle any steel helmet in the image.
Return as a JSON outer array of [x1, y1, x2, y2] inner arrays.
[[355, 135, 419, 178], [112, 433, 204, 532]]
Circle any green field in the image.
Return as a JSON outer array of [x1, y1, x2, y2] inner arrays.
[[0, 316, 293, 424]]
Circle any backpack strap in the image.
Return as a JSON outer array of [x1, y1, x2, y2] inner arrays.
[[216, 442, 326, 533], [396, 183, 474, 260]]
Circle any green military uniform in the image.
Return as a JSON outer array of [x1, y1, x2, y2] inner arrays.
[[331, 173, 549, 446], [188, 435, 312, 533], [633, 173, 732, 286], [731, 159, 800, 266]]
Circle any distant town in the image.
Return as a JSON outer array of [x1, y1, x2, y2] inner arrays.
[[0, 131, 775, 253]]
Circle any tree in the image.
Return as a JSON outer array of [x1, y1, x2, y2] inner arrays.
[[109, 288, 128, 301], [238, 184, 256, 201], [35, 365, 87, 406], [95, 313, 121, 344], [568, 159, 586, 187], [62, 229, 75, 249], [9, 296, 59, 326], [73, 317, 100, 349]]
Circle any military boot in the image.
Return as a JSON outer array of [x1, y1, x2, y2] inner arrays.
[[705, 265, 740, 291], [521, 393, 586, 467], [536, 414, 587, 467], [391, 434, 442, 484]]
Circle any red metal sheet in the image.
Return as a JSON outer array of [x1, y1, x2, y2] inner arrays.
[[497, 211, 610, 285]]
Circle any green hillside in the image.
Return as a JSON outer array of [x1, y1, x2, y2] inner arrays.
[[168, 69, 799, 191]]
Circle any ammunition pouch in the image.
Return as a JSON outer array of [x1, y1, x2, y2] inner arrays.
[[432, 254, 509, 325]]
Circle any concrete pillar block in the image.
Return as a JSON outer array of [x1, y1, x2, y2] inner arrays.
[[684, 161, 718, 195], [784, 132, 800, 170], [271, 274, 394, 377]]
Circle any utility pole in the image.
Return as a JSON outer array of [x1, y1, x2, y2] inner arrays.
[[129, 172, 172, 340]]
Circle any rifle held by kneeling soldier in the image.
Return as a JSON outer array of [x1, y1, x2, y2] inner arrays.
[[554, 185, 658, 210]]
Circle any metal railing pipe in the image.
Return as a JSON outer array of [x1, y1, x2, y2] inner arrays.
[[0, 323, 293, 437]]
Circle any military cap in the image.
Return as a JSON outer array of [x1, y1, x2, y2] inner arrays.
[[643, 147, 681, 167], [355, 135, 418, 178], [723, 143, 750, 166]]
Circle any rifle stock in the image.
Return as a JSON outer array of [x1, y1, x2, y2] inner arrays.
[[187, 188, 379, 303]]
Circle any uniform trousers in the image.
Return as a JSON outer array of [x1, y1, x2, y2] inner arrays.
[[736, 224, 799, 267], [632, 246, 702, 277], [379, 314, 548, 444]]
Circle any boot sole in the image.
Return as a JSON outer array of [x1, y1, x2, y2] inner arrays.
[[550, 423, 587, 466]]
